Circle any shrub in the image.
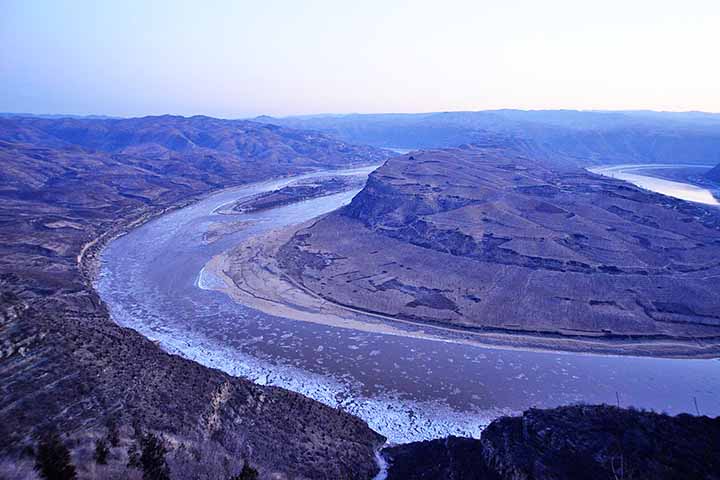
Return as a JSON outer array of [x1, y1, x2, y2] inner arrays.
[[229, 461, 258, 480], [93, 439, 109, 465], [137, 433, 170, 480]]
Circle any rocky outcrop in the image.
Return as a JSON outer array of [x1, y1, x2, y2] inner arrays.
[[385, 405, 720, 480]]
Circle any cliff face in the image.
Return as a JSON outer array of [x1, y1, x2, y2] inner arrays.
[[0, 116, 388, 478], [385, 405, 720, 480], [278, 145, 720, 354]]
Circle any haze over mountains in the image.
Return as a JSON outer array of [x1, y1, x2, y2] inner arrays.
[[256, 110, 720, 167]]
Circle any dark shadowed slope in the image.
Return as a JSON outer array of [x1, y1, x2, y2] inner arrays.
[[0, 116, 391, 479], [275, 145, 720, 356], [256, 110, 720, 167], [707, 163, 720, 182], [385, 405, 720, 480]]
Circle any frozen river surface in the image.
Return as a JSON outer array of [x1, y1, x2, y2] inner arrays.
[[97, 164, 720, 444]]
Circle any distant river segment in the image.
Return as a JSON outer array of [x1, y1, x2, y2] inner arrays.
[[589, 164, 720, 206], [97, 164, 720, 444]]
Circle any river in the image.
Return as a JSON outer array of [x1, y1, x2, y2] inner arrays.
[[589, 164, 720, 205], [96, 163, 720, 444]]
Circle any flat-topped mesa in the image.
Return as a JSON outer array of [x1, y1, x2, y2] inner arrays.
[[277, 145, 720, 352]]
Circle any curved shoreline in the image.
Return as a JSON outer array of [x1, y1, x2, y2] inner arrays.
[[588, 164, 720, 206], [92, 165, 512, 445], [93, 162, 720, 448], [79, 164, 379, 286], [207, 216, 720, 360]]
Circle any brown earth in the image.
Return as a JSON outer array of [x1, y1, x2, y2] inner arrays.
[[0, 115, 392, 479], [272, 145, 720, 355]]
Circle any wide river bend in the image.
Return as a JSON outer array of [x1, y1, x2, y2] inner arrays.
[[97, 164, 720, 444]]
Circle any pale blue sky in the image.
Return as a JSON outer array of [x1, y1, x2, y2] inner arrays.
[[1, 0, 718, 117]]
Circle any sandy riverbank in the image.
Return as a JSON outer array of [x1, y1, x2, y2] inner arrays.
[[206, 221, 720, 359]]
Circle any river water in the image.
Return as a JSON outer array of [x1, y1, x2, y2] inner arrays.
[[589, 164, 720, 205], [97, 164, 720, 444]]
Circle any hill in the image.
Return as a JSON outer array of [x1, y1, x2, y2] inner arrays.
[[0, 115, 391, 478], [262, 145, 720, 356]]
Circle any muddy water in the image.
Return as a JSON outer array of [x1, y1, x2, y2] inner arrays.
[[97, 165, 720, 444]]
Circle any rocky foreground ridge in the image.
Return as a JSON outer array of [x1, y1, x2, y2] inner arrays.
[[384, 405, 720, 480], [278, 144, 720, 355], [0, 115, 391, 479]]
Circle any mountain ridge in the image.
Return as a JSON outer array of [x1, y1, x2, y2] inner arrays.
[[255, 110, 720, 167]]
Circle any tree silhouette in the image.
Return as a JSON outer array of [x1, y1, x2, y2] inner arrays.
[[138, 433, 170, 480], [94, 438, 109, 465], [106, 417, 120, 447], [229, 461, 258, 480], [34, 431, 77, 480]]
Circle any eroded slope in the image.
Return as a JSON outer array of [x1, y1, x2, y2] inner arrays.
[[278, 146, 720, 347], [0, 116, 390, 478]]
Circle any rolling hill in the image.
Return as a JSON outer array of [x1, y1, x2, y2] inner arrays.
[[0, 115, 391, 478], [271, 144, 720, 356]]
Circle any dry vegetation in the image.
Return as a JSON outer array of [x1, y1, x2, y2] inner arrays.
[[0, 115, 390, 478], [277, 145, 720, 356]]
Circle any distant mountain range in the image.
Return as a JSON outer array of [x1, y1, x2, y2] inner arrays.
[[0, 114, 389, 173], [0, 112, 120, 120], [255, 110, 720, 167]]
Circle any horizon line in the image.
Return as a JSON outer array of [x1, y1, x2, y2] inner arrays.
[[3, 107, 720, 121]]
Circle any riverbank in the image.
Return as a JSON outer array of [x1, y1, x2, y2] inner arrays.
[[208, 219, 720, 359], [588, 164, 720, 206], [96, 159, 720, 448], [210, 156, 720, 360], [3, 159, 388, 478]]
